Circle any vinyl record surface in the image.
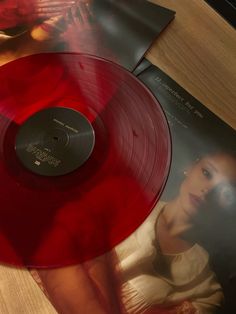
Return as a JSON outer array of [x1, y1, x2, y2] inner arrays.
[[0, 53, 171, 267]]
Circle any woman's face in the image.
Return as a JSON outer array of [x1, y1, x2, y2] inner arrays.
[[178, 153, 236, 218]]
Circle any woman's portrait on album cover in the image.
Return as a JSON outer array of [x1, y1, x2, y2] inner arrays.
[[113, 148, 236, 314], [29, 147, 236, 314]]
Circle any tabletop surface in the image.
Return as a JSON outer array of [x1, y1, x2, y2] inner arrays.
[[0, 1, 235, 313], [147, 0, 236, 130]]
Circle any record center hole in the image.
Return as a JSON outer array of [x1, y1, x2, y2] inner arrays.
[[53, 136, 59, 141]]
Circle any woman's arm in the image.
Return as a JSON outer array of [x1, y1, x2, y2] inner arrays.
[[37, 264, 107, 314], [34, 253, 121, 314]]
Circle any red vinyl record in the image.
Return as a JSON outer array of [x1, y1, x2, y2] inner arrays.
[[0, 53, 171, 268]]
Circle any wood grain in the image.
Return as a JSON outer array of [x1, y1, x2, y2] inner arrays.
[[0, 265, 57, 313], [147, 0, 236, 129]]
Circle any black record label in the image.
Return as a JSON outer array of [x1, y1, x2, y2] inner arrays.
[[15, 107, 95, 176]]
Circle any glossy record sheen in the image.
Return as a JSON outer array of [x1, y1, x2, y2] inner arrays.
[[0, 53, 171, 267]]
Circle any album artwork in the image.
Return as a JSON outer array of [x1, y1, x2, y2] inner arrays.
[[8, 57, 233, 314], [135, 59, 236, 314], [0, 0, 175, 70]]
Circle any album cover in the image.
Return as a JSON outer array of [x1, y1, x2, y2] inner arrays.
[[7, 57, 232, 314], [0, 0, 175, 70], [135, 60, 236, 314], [23, 60, 235, 314]]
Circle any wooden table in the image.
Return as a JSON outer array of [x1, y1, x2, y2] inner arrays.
[[0, 1, 235, 313], [147, 0, 236, 129]]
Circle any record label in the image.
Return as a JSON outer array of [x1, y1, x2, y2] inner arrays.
[[15, 107, 95, 176]]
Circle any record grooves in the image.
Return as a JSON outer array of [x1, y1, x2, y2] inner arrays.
[[0, 53, 171, 268]]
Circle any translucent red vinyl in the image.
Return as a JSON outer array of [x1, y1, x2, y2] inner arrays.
[[0, 53, 171, 267]]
